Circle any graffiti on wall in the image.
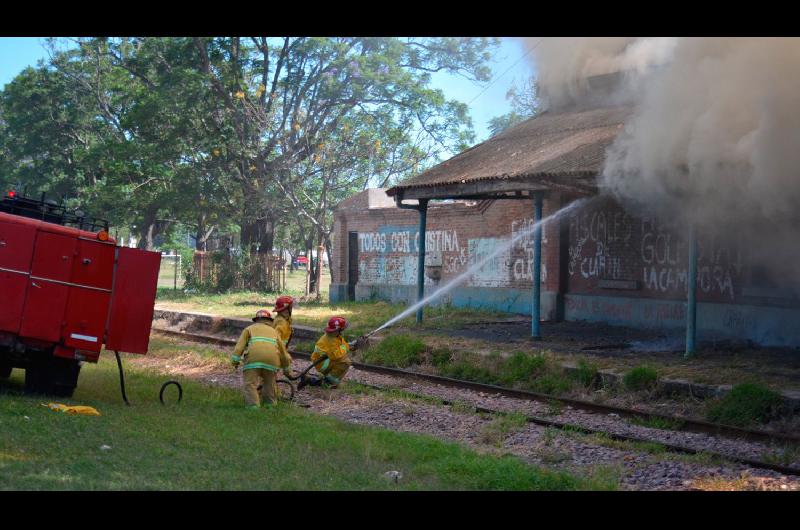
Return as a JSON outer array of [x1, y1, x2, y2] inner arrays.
[[567, 203, 744, 301], [510, 217, 548, 283], [466, 237, 512, 287], [358, 229, 460, 254], [568, 209, 632, 281], [358, 227, 461, 286], [359, 255, 421, 286], [357, 218, 548, 289], [640, 217, 742, 300], [444, 248, 468, 274]]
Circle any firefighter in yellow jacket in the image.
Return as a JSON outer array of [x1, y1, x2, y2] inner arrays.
[[231, 309, 292, 408], [270, 295, 295, 399], [271, 295, 295, 361], [303, 316, 360, 389]]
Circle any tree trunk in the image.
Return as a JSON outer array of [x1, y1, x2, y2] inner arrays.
[[195, 212, 215, 251], [257, 216, 275, 255], [240, 220, 259, 255], [137, 208, 159, 251], [305, 245, 312, 296], [315, 243, 324, 301], [240, 216, 275, 256]]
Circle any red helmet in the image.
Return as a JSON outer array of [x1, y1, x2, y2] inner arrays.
[[273, 295, 294, 313], [252, 309, 273, 322], [325, 316, 348, 333]]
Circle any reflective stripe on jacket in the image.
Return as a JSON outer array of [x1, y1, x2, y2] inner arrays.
[[232, 323, 291, 372], [311, 332, 351, 373]]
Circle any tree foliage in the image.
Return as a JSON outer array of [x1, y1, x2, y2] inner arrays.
[[487, 76, 540, 137], [0, 37, 500, 292]]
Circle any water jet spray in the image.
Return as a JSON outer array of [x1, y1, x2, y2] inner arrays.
[[359, 197, 593, 340]]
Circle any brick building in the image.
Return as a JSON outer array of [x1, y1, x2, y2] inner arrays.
[[329, 104, 800, 347]]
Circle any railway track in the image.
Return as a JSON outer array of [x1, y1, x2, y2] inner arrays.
[[151, 327, 800, 477]]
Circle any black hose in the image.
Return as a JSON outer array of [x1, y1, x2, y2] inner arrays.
[[159, 380, 183, 405], [276, 379, 295, 401], [114, 350, 130, 406], [285, 354, 329, 381]]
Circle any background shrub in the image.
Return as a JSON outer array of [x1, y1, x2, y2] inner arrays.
[[706, 383, 784, 426], [623, 365, 659, 391], [361, 334, 426, 368], [572, 359, 599, 388]]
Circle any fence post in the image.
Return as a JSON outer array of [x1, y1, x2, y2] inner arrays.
[[316, 244, 324, 301], [305, 247, 311, 296], [173, 249, 178, 290]]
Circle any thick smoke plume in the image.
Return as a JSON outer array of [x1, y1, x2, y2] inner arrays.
[[528, 37, 677, 108], [525, 37, 800, 290]]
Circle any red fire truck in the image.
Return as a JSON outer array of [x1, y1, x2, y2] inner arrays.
[[0, 191, 161, 397]]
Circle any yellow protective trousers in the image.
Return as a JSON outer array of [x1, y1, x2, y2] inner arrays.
[[243, 368, 277, 407]]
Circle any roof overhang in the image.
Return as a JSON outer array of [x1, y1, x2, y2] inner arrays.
[[386, 172, 599, 202]]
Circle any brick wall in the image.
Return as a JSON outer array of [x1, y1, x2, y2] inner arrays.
[[333, 197, 562, 286], [329, 189, 800, 346], [564, 196, 777, 305]]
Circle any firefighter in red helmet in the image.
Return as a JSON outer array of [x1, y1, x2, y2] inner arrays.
[[271, 295, 295, 355], [302, 316, 359, 389], [270, 295, 295, 399], [231, 309, 292, 408]]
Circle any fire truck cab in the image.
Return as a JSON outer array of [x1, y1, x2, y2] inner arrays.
[[0, 191, 161, 397]]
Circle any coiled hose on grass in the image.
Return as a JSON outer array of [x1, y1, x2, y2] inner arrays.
[[114, 350, 182, 406]]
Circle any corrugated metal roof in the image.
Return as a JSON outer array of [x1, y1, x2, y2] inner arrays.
[[387, 105, 634, 194]]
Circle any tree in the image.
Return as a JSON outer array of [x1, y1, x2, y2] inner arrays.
[[487, 76, 540, 137], [0, 36, 502, 292], [188, 37, 498, 256]]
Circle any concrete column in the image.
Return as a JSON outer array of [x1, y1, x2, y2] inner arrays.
[[416, 199, 429, 324], [532, 194, 543, 338], [685, 222, 698, 357]]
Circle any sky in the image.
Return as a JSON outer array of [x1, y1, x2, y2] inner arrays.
[[0, 36, 535, 144]]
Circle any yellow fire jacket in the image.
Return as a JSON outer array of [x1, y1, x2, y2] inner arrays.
[[272, 314, 294, 364], [311, 333, 351, 373], [232, 323, 291, 372]]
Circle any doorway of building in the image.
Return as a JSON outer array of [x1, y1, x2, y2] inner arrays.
[[347, 232, 359, 301]]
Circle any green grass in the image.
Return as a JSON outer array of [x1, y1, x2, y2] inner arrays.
[[478, 413, 529, 447], [155, 291, 513, 337], [706, 383, 784, 427], [439, 358, 497, 384], [0, 353, 614, 491], [762, 444, 800, 467], [572, 359, 600, 389], [429, 348, 454, 368], [361, 334, 427, 368], [623, 365, 659, 392], [435, 351, 576, 397], [529, 373, 573, 395], [497, 352, 548, 386]]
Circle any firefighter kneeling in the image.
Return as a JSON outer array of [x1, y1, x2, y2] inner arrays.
[[231, 309, 292, 408], [299, 316, 360, 389]]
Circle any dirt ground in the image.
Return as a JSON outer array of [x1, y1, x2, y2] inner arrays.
[[420, 319, 800, 391]]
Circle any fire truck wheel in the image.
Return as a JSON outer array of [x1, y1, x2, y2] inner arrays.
[[25, 357, 81, 397], [51, 358, 81, 397]]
